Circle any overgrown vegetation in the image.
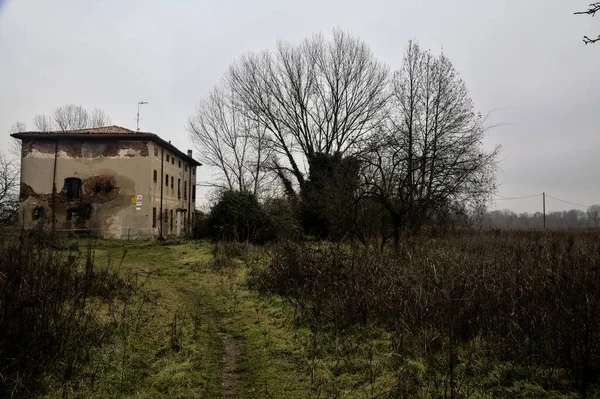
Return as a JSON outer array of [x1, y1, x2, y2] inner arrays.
[[0, 231, 134, 398], [249, 230, 600, 398]]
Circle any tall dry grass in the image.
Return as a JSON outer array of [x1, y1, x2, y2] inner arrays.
[[249, 230, 600, 398], [0, 231, 135, 398]]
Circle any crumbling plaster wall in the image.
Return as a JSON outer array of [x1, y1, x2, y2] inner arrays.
[[19, 139, 155, 239]]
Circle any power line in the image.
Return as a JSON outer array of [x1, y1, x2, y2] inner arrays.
[[545, 195, 590, 209], [493, 193, 542, 200]]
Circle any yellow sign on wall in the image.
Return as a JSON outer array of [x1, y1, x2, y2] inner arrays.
[[131, 197, 136, 205]]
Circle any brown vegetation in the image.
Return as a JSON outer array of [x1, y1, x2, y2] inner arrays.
[[0, 232, 135, 397], [250, 229, 600, 397]]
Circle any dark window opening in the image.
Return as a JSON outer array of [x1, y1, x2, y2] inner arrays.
[[166, 154, 170, 162], [152, 207, 157, 227], [67, 208, 78, 221], [165, 174, 169, 186], [178, 160, 181, 168], [184, 181, 187, 200], [62, 177, 81, 200], [171, 176, 174, 189], [153, 170, 157, 183], [170, 210, 173, 231], [33, 207, 45, 220], [185, 164, 188, 171], [94, 180, 114, 194], [192, 185, 196, 201], [177, 179, 181, 199], [171, 157, 174, 165], [192, 167, 195, 176], [154, 147, 158, 157]]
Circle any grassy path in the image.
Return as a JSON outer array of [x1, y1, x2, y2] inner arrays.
[[42, 239, 311, 399]]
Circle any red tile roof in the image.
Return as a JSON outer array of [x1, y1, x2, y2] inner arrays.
[[18, 125, 149, 135]]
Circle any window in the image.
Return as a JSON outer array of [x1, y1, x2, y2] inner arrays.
[[62, 177, 81, 200], [33, 207, 44, 220], [153, 170, 157, 183], [192, 167, 195, 176], [177, 179, 181, 198], [171, 156, 174, 165], [67, 208, 78, 221], [184, 181, 187, 200], [170, 210, 173, 231], [185, 164, 188, 171], [171, 176, 174, 189], [192, 185, 196, 201], [166, 154, 170, 162], [165, 174, 169, 186], [154, 147, 158, 157], [94, 180, 113, 194], [152, 207, 157, 227], [178, 160, 181, 168]]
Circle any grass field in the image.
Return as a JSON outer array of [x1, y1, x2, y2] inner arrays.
[[3, 230, 599, 398], [14, 238, 316, 399]]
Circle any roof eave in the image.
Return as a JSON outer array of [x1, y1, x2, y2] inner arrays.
[[11, 132, 202, 167]]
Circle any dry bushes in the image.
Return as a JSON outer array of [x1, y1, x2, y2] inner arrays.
[[0, 232, 135, 397], [250, 230, 600, 397]]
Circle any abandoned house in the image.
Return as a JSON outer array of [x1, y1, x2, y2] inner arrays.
[[11, 125, 201, 239]]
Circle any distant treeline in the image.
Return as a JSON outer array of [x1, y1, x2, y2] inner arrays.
[[478, 207, 600, 229]]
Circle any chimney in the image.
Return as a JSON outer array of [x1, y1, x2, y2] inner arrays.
[[187, 150, 192, 157]]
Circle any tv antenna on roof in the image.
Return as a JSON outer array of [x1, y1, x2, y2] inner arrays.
[[136, 101, 148, 131]]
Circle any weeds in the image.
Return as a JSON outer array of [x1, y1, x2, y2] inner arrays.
[[250, 230, 600, 397], [0, 231, 135, 398]]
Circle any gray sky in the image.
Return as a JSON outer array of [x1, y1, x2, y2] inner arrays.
[[1, 0, 598, 212]]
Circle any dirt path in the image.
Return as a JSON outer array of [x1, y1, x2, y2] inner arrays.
[[218, 323, 242, 397], [181, 284, 242, 398]]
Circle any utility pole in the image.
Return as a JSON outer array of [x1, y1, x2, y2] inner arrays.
[[543, 192, 546, 229], [137, 101, 148, 131]]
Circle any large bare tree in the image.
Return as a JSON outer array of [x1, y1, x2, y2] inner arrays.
[[0, 152, 19, 227], [53, 104, 90, 131], [188, 82, 272, 196], [575, 2, 600, 44], [361, 42, 499, 245], [228, 29, 390, 192]]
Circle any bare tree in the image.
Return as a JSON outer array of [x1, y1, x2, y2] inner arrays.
[[33, 114, 55, 132], [53, 104, 89, 131], [575, 2, 600, 44], [228, 29, 390, 192], [188, 82, 272, 196], [89, 108, 112, 127], [587, 204, 600, 227], [9, 122, 27, 158], [16, 105, 111, 136], [361, 42, 499, 245], [0, 152, 19, 227]]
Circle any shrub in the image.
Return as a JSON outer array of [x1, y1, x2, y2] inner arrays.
[[203, 190, 271, 243]]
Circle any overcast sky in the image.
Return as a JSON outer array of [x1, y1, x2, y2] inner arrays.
[[1, 0, 598, 212]]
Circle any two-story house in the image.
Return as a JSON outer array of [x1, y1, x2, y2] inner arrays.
[[11, 125, 201, 239]]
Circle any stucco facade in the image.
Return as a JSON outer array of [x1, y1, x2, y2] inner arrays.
[[11, 126, 200, 239]]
